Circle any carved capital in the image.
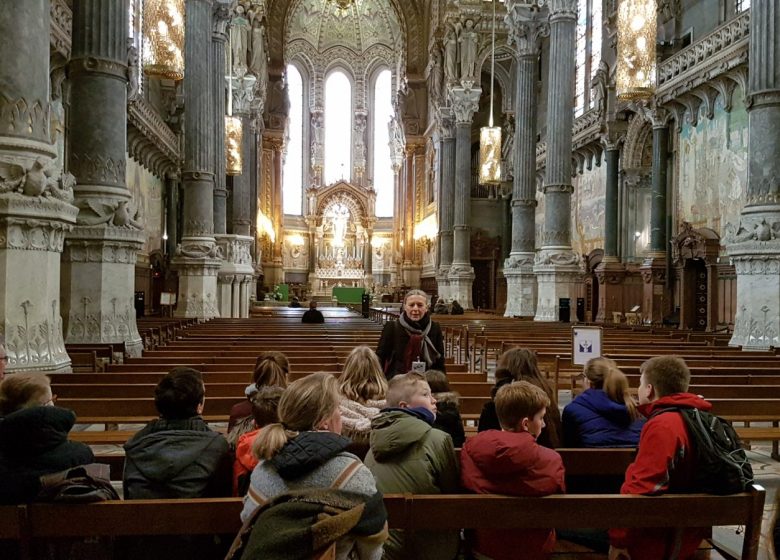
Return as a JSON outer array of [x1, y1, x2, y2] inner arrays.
[[546, 0, 578, 19], [542, 184, 574, 194], [505, 7, 549, 58], [448, 87, 481, 124], [0, 93, 49, 144]]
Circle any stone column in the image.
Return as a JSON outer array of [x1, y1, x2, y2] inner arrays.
[[172, 0, 221, 319], [728, 0, 780, 348], [364, 229, 374, 287], [165, 173, 179, 258], [504, 5, 547, 317], [436, 108, 455, 300], [448, 86, 481, 309], [0, 0, 78, 372], [61, 0, 144, 356], [212, 2, 229, 236], [640, 109, 671, 325], [534, 0, 581, 322], [594, 136, 627, 323], [402, 144, 422, 288]]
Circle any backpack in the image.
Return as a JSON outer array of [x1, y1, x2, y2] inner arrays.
[[653, 407, 754, 495], [37, 463, 120, 503]]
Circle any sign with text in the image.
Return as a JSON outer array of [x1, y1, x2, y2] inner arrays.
[[571, 326, 602, 365], [160, 292, 177, 306]]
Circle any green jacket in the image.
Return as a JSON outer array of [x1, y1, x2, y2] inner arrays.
[[364, 410, 460, 560]]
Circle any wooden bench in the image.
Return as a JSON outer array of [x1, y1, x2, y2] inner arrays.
[[0, 487, 765, 560]]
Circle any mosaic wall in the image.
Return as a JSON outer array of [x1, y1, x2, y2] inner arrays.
[[126, 156, 163, 255], [572, 162, 607, 256]]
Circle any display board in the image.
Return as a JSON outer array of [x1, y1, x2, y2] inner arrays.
[[571, 326, 603, 365]]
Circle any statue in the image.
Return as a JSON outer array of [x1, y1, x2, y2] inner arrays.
[[248, 16, 267, 80], [427, 45, 444, 106], [459, 19, 479, 82], [444, 27, 459, 84], [127, 39, 141, 102], [230, 7, 249, 74]]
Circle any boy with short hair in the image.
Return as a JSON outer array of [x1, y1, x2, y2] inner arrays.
[[364, 372, 460, 560], [608, 356, 712, 560], [461, 380, 565, 560]]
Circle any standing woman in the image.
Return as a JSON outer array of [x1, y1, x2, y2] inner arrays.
[[376, 289, 446, 379]]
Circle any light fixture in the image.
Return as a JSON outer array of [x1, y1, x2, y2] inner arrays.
[[479, 0, 501, 185], [225, 23, 243, 176], [256, 210, 275, 243], [371, 237, 386, 249], [142, 0, 185, 81], [414, 214, 439, 250], [616, 0, 657, 100], [287, 233, 305, 247]]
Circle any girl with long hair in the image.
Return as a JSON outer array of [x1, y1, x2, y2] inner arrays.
[[339, 346, 387, 457]]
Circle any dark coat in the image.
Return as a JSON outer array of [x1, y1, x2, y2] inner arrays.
[[123, 416, 231, 499], [302, 309, 325, 323], [432, 392, 465, 448], [0, 406, 94, 504], [375, 316, 446, 379], [562, 388, 644, 448]]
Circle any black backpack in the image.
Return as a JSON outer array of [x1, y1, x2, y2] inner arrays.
[[653, 407, 754, 495]]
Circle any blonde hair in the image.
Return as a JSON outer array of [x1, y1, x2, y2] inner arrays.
[[386, 372, 428, 407], [583, 357, 639, 420], [340, 346, 387, 403], [253, 372, 341, 461], [0, 372, 51, 416], [495, 380, 550, 432], [252, 351, 289, 389]]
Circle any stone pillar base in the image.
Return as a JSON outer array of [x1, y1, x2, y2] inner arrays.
[[436, 267, 451, 301], [61, 225, 145, 357], [728, 239, 780, 349], [448, 264, 475, 309], [504, 253, 536, 317], [594, 259, 626, 324], [215, 234, 255, 318], [1, 196, 78, 372], [402, 262, 421, 289], [533, 248, 581, 322], [639, 253, 670, 325], [172, 237, 222, 319]]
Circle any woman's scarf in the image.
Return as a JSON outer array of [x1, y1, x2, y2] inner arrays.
[[398, 312, 441, 371]]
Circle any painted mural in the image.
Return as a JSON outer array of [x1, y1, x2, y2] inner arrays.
[[126, 156, 164, 255], [677, 88, 748, 240], [572, 161, 606, 256]]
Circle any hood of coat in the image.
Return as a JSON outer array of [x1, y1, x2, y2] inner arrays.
[[235, 429, 260, 473], [433, 391, 459, 407], [0, 406, 76, 456], [340, 398, 386, 434], [574, 388, 634, 426], [639, 392, 712, 418], [462, 430, 539, 477], [270, 431, 352, 479], [369, 409, 431, 462]]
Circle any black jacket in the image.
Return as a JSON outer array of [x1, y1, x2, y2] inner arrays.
[[123, 416, 231, 499], [302, 309, 325, 323], [0, 406, 94, 504], [432, 392, 465, 448], [376, 316, 446, 379]]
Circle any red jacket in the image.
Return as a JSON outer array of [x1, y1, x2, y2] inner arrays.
[[609, 393, 712, 560], [461, 430, 565, 560], [233, 429, 260, 496]]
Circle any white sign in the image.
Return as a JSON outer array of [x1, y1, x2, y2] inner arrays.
[[572, 326, 602, 365]]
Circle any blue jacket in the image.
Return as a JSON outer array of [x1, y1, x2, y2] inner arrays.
[[562, 389, 644, 448]]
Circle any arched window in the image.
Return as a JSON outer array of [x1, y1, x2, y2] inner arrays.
[[575, 0, 602, 117], [324, 71, 352, 185], [283, 64, 304, 215], [372, 69, 393, 217]]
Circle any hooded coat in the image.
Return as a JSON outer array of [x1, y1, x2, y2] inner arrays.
[[432, 392, 465, 448], [609, 393, 713, 560], [364, 409, 460, 560], [460, 429, 565, 560], [339, 398, 386, 459], [0, 406, 94, 504], [123, 416, 231, 499], [562, 388, 645, 448]]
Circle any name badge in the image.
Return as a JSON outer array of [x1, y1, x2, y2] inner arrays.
[[411, 360, 426, 374]]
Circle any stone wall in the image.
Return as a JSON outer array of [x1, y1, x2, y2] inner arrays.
[[571, 162, 607, 257], [126, 155, 164, 256]]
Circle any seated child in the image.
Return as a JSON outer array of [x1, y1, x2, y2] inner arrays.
[[233, 385, 284, 496], [425, 370, 465, 448], [364, 372, 460, 560], [461, 381, 565, 560]]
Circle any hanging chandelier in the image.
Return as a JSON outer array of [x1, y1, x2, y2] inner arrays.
[[479, 0, 501, 185], [142, 0, 185, 81], [616, 0, 657, 100]]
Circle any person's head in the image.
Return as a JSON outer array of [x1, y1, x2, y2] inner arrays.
[[403, 289, 429, 321], [253, 372, 342, 460], [495, 380, 550, 438], [496, 348, 544, 384], [250, 385, 284, 428], [0, 372, 54, 416], [0, 335, 7, 380], [340, 345, 387, 403], [252, 351, 289, 389], [583, 357, 638, 420], [424, 370, 450, 394], [309, 301, 317, 310], [386, 372, 436, 414], [154, 367, 205, 420], [638, 356, 690, 405]]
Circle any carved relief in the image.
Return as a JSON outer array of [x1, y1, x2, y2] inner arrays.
[[0, 94, 49, 144], [76, 199, 143, 229], [4, 300, 68, 368], [70, 153, 126, 186], [0, 218, 72, 252], [66, 296, 140, 343], [0, 157, 74, 201]]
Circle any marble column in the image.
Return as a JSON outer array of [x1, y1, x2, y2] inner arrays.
[[0, 0, 78, 372], [172, 0, 221, 319], [594, 138, 627, 323], [504, 4, 547, 317], [61, 0, 144, 356], [165, 173, 179, 258], [640, 109, 671, 325], [436, 108, 455, 300], [448, 86, 481, 309], [364, 229, 374, 287], [728, 0, 780, 348], [534, 0, 581, 322], [212, 2, 229, 236], [402, 145, 422, 288]]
